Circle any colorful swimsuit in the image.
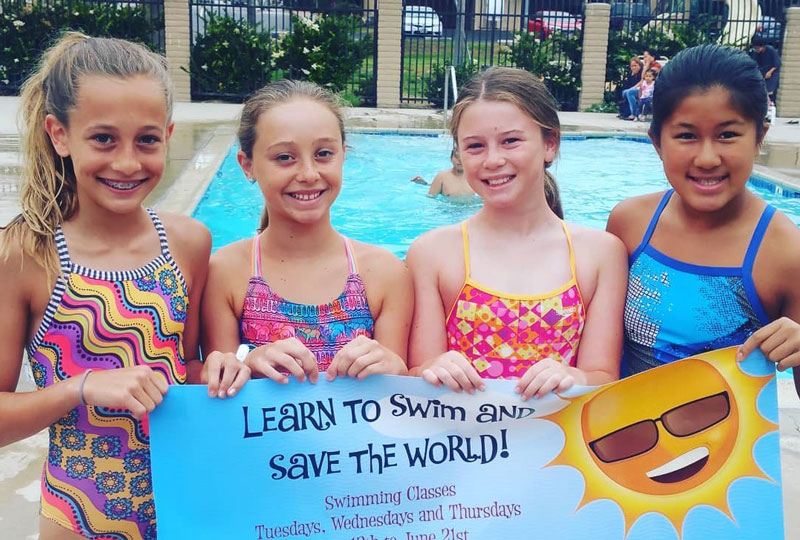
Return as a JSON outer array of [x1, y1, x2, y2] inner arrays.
[[239, 234, 374, 371], [623, 190, 774, 376], [27, 210, 188, 540], [445, 221, 586, 379]]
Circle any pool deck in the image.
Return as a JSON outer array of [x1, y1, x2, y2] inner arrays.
[[1, 96, 799, 538]]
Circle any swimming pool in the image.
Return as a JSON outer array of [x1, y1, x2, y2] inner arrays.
[[193, 132, 800, 255]]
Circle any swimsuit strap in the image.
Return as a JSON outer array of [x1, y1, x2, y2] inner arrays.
[[343, 236, 358, 274], [631, 189, 673, 261], [146, 208, 172, 258], [561, 220, 579, 281], [742, 204, 777, 273], [460, 221, 471, 279], [251, 233, 262, 277]]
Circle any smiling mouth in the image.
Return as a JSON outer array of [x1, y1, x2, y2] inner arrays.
[[99, 178, 146, 191], [484, 175, 514, 187], [688, 175, 727, 187], [288, 191, 324, 201], [646, 447, 709, 483]]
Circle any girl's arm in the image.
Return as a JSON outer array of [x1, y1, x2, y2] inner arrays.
[[0, 243, 167, 446], [516, 230, 627, 399], [406, 232, 484, 392], [328, 246, 412, 379], [162, 214, 212, 384], [199, 244, 254, 396], [427, 172, 444, 197]]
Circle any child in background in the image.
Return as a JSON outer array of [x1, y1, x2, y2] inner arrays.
[[0, 34, 210, 539], [635, 68, 657, 121], [201, 80, 411, 397], [411, 148, 476, 200], [606, 45, 800, 394], [407, 67, 627, 399]]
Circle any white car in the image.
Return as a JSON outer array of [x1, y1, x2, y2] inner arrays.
[[404, 6, 443, 36]]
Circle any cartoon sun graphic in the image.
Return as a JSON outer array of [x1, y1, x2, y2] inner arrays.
[[544, 347, 776, 535]]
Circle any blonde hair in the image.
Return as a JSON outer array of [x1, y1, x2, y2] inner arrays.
[[1, 32, 173, 280], [450, 67, 563, 218], [237, 79, 345, 232]]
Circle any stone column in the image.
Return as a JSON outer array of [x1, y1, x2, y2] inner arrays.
[[777, 7, 800, 118], [164, 0, 192, 102], [376, 0, 403, 107], [578, 3, 610, 111]]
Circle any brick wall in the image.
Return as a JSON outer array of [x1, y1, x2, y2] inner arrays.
[[164, 0, 191, 102], [578, 3, 610, 111], [376, 0, 403, 107], [777, 8, 800, 117]]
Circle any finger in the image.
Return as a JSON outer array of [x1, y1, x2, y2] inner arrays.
[[515, 362, 544, 393], [227, 364, 252, 396], [421, 368, 443, 388], [555, 374, 575, 393], [777, 351, 800, 371], [205, 353, 222, 397], [330, 345, 357, 379], [149, 369, 170, 395], [760, 331, 790, 361], [354, 361, 388, 380], [462, 362, 486, 392], [129, 385, 157, 418], [536, 373, 567, 398], [443, 363, 479, 393], [270, 352, 307, 382], [431, 367, 462, 392], [298, 349, 319, 384], [765, 336, 797, 365], [217, 361, 239, 399], [254, 360, 289, 384], [739, 325, 773, 359], [348, 349, 383, 378]]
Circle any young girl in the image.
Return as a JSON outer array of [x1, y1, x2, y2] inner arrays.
[[201, 80, 411, 397], [0, 34, 210, 539], [606, 44, 800, 393], [407, 67, 628, 400], [634, 68, 657, 121]]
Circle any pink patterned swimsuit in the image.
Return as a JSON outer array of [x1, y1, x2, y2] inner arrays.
[[240, 234, 374, 371], [445, 221, 586, 379]]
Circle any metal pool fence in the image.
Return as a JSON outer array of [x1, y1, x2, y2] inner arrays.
[[400, 0, 585, 111]]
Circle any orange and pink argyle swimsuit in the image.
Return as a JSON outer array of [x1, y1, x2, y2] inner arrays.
[[445, 221, 586, 379]]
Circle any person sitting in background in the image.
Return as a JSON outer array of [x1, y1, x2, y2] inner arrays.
[[619, 56, 643, 119], [634, 68, 657, 121], [411, 149, 476, 200], [643, 49, 662, 73], [750, 35, 781, 105]]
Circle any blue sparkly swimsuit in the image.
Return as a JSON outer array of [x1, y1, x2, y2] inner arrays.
[[622, 190, 774, 376]]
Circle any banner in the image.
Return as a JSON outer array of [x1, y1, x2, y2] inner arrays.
[[150, 347, 784, 539]]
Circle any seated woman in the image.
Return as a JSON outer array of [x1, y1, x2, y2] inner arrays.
[[619, 56, 643, 119]]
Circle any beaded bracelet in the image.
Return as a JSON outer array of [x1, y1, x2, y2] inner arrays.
[[78, 369, 93, 406]]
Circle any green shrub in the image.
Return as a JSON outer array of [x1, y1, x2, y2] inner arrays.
[[189, 13, 273, 99], [424, 61, 480, 108], [275, 14, 371, 94], [502, 30, 582, 111], [1, 1, 161, 95]]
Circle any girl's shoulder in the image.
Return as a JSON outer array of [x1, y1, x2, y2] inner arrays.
[[406, 223, 462, 260], [156, 212, 212, 272], [349, 239, 406, 275], [761, 209, 800, 271], [565, 221, 628, 263], [606, 191, 668, 251], [0, 228, 49, 302]]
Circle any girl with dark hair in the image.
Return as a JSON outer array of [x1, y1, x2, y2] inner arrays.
[[607, 45, 800, 395], [408, 67, 627, 399]]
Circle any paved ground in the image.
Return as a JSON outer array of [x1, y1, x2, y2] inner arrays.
[[1, 97, 799, 538]]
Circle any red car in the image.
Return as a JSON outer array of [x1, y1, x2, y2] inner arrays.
[[528, 11, 582, 39]]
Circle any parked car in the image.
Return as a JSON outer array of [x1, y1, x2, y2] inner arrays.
[[404, 5, 443, 36], [610, 1, 651, 32], [754, 15, 782, 46], [527, 11, 582, 39]]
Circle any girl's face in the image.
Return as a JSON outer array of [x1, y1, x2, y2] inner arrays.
[[644, 72, 655, 83], [456, 100, 557, 210], [45, 74, 172, 217], [238, 98, 344, 227], [651, 86, 765, 214]]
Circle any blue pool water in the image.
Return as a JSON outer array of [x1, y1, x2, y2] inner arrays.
[[194, 133, 800, 255], [193, 132, 799, 378]]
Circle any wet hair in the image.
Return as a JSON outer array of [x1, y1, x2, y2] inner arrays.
[[237, 79, 345, 231], [1, 32, 173, 281], [449, 67, 564, 219], [650, 44, 768, 144]]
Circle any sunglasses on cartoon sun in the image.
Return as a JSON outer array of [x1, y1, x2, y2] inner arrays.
[[589, 391, 731, 463]]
